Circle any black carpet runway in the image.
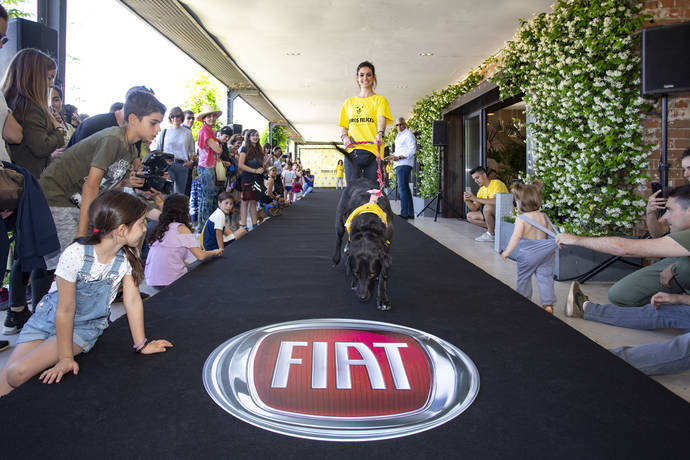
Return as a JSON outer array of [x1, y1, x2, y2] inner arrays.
[[2, 189, 689, 458]]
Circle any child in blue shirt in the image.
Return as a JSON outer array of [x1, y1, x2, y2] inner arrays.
[[200, 192, 246, 250]]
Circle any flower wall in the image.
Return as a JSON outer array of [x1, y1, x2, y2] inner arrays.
[[493, 0, 649, 235]]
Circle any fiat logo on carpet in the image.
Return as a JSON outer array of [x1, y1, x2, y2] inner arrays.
[[203, 319, 479, 441]]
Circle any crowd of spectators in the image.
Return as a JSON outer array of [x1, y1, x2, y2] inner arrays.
[[0, 9, 316, 360]]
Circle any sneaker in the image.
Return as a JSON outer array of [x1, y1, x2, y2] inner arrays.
[[475, 232, 495, 242], [566, 282, 588, 318], [3, 307, 32, 335], [0, 340, 8, 352]]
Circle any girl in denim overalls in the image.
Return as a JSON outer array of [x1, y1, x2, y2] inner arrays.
[[502, 182, 558, 314], [0, 190, 172, 395]]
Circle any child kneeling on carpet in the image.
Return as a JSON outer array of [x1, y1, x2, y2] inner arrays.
[[0, 191, 173, 396], [200, 192, 247, 251], [145, 194, 224, 288], [501, 181, 557, 314]]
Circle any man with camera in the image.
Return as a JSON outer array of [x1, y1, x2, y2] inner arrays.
[[557, 184, 690, 375], [40, 91, 166, 270], [586, 148, 690, 308]]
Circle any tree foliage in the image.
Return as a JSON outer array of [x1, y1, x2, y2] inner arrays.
[[5, 0, 31, 19], [260, 124, 288, 154], [184, 74, 224, 138]]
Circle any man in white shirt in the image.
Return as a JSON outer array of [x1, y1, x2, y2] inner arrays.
[[392, 117, 416, 219]]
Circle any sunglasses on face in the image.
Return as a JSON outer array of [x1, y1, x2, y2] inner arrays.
[[171, 114, 184, 119], [0, 35, 8, 45]]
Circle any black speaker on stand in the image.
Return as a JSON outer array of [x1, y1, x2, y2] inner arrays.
[[0, 18, 58, 78], [642, 21, 690, 188], [576, 22, 689, 286], [416, 120, 461, 221]]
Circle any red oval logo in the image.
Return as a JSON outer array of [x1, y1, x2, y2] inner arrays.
[[251, 328, 431, 417], [203, 319, 479, 441]]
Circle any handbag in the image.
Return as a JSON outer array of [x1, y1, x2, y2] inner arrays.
[[215, 159, 227, 182], [252, 175, 271, 204], [0, 166, 24, 209]]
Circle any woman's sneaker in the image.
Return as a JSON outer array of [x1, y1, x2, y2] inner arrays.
[[475, 232, 494, 242], [3, 307, 32, 335]]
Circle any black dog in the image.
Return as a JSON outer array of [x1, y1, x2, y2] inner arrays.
[[333, 178, 394, 310]]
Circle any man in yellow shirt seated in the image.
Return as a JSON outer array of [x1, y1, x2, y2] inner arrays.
[[463, 166, 509, 242]]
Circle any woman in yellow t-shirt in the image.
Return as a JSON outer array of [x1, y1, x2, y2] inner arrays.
[[338, 61, 393, 184], [335, 159, 345, 189]]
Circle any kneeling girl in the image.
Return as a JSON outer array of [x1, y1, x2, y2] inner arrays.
[[0, 190, 172, 395]]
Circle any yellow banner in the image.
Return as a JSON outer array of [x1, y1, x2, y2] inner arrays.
[[298, 146, 343, 188]]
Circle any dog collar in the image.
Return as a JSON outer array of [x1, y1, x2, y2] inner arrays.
[[344, 202, 389, 245]]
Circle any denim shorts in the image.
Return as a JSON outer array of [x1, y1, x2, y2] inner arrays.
[[17, 292, 108, 353]]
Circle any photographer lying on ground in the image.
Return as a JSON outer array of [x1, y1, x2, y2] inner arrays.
[[556, 184, 690, 375]]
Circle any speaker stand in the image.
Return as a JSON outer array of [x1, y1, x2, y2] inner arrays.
[[416, 146, 461, 222], [659, 93, 669, 188]]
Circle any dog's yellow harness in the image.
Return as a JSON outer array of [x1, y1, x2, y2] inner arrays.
[[344, 202, 390, 246]]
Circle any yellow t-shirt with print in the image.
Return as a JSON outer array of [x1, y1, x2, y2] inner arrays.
[[477, 179, 509, 199], [335, 164, 344, 178], [338, 95, 393, 158]]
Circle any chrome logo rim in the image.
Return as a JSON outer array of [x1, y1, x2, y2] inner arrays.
[[203, 318, 480, 442]]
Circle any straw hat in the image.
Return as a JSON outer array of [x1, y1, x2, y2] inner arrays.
[[196, 106, 223, 122]]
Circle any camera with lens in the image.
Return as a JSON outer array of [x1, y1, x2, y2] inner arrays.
[[136, 150, 174, 195]]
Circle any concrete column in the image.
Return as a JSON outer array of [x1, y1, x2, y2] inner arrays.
[[37, 0, 67, 95], [226, 90, 239, 124]]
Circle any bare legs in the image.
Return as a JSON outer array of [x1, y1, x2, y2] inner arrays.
[[466, 204, 496, 235], [240, 200, 259, 228], [0, 337, 83, 396]]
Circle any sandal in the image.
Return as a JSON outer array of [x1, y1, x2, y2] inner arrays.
[[543, 305, 554, 314]]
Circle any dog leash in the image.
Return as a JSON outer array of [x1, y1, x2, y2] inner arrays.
[[343, 137, 385, 197]]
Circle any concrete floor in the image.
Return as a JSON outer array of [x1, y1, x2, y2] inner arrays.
[[1, 198, 689, 402]]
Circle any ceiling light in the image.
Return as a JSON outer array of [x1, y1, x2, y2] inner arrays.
[[397, 85, 408, 89], [286, 52, 302, 56], [418, 52, 434, 56]]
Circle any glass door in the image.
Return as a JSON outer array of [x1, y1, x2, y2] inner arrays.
[[463, 112, 481, 197]]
